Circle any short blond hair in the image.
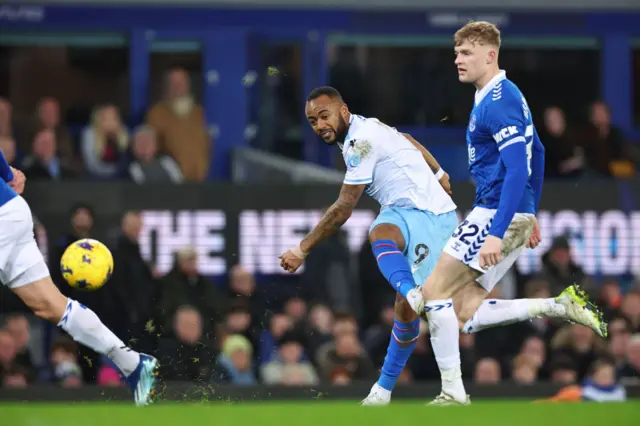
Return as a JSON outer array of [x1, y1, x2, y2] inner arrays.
[[454, 21, 501, 48]]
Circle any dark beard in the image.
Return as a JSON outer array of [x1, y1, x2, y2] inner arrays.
[[333, 115, 349, 145]]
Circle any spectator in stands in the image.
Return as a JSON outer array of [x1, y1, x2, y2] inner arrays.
[[598, 279, 624, 320], [540, 236, 594, 296], [157, 306, 215, 382], [28, 97, 78, 172], [4, 314, 34, 374], [223, 303, 261, 351], [363, 305, 395, 368], [304, 228, 353, 310], [212, 334, 257, 385], [157, 247, 225, 331], [261, 330, 318, 385], [618, 333, 640, 383], [147, 68, 211, 181], [358, 239, 395, 329], [460, 332, 477, 379], [283, 297, 308, 329], [50, 340, 83, 387], [2, 366, 29, 388], [316, 331, 376, 381], [608, 317, 632, 372], [227, 265, 265, 329], [314, 311, 359, 365], [0, 97, 12, 138], [540, 106, 584, 179], [128, 125, 183, 184], [545, 358, 627, 402], [108, 211, 159, 351], [517, 336, 548, 379], [0, 136, 17, 166], [22, 129, 75, 180], [0, 329, 17, 381], [474, 358, 501, 384], [551, 324, 606, 380], [549, 355, 578, 385], [511, 354, 539, 384], [580, 101, 636, 178], [620, 290, 640, 332], [81, 104, 129, 179], [408, 320, 439, 381], [258, 312, 293, 366], [305, 304, 334, 357]]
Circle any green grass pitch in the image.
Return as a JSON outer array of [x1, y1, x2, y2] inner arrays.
[[2, 401, 638, 426]]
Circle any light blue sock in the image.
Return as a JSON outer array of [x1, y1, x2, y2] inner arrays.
[[377, 318, 420, 391]]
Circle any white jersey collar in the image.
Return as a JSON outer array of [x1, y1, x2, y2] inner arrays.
[[475, 70, 506, 106]]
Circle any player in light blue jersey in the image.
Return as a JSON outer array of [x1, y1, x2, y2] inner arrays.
[[0, 151, 158, 405], [418, 21, 608, 405]]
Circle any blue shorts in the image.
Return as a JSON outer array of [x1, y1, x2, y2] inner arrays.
[[369, 206, 459, 287]]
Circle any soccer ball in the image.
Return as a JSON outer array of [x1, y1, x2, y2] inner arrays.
[[60, 238, 114, 291]]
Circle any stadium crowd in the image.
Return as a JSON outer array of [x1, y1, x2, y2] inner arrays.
[[0, 60, 639, 391]]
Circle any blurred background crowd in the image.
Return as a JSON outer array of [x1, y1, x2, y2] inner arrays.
[[0, 1, 640, 395]]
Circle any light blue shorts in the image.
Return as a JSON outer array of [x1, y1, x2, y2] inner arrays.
[[369, 206, 459, 287]]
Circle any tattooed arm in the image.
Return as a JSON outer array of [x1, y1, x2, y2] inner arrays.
[[279, 183, 365, 273], [300, 183, 365, 253]]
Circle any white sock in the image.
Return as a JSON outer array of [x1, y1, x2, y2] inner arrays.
[[462, 298, 566, 334], [425, 299, 466, 402], [58, 298, 140, 376]]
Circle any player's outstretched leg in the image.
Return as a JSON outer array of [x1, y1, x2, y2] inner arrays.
[[456, 284, 607, 338], [362, 294, 419, 406], [13, 275, 159, 406]]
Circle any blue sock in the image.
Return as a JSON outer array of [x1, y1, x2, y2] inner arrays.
[[372, 240, 415, 298], [377, 318, 420, 391]]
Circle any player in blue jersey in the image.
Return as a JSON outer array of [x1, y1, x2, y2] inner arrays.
[[0, 153, 158, 406], [418, 22, 608, 405]]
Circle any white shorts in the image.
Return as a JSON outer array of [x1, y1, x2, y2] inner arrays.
[[0, 196, 50, 289], [443, 206, 535, 292]]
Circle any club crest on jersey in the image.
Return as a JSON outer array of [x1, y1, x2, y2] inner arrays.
[[469, 115, 476, 132], [346, 152, 361, 169], [346, 139, 372, 170]]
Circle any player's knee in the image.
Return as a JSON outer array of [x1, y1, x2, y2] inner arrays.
[[14, 277, 67, 323], [394, 293, 419, 323], [369, 223, 405, 251], [422, 274, 454, 301]]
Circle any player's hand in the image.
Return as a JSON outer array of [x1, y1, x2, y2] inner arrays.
[[526, 217, 542, 249], [479, 235, 502, 270], [438, 172, 453, 195], [9, 167, 26, 194], [278, 247, 307, 273]]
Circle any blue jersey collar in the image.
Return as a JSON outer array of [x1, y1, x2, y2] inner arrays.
[[475, 70, 507, 106]]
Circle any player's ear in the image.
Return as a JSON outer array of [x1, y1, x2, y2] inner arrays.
[[487, 49, 497, 64], [340, 103, 349, 117]]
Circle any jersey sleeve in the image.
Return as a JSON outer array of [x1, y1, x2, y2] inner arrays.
[[0, 150, 13, 182], [485, 98, 530, 238], [530, 127, 545, 213], [343, 138, 378, 185]]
